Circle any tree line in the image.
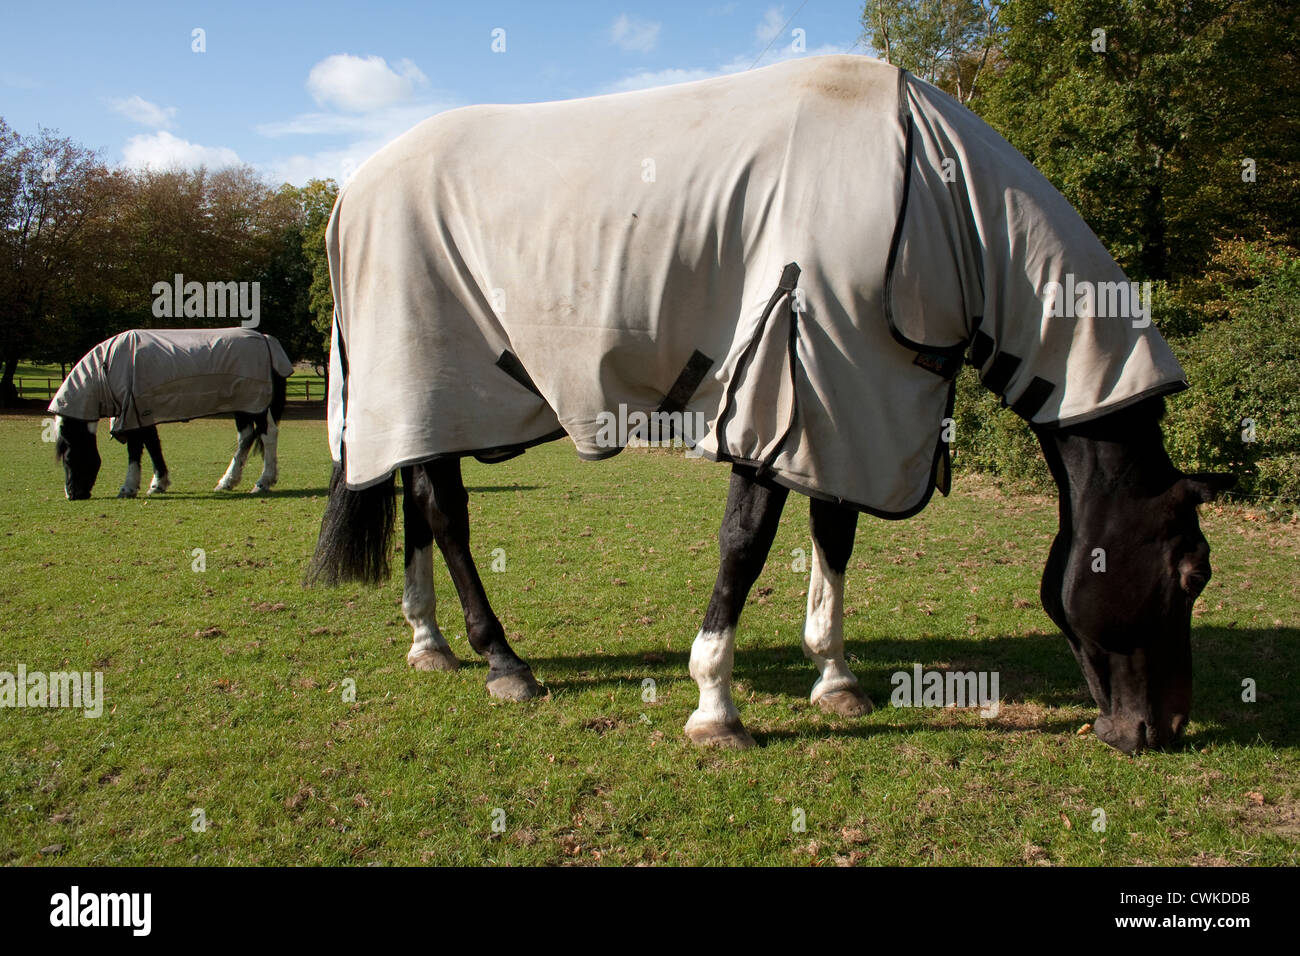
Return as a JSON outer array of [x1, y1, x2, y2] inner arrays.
[[0, 119, 336, 404]]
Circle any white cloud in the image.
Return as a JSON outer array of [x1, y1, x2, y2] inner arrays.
[[255, 99, 453, 139], [306, 54, 428, 112], [262, 144, 378, 188], [603, 44, 851, 94], [610, 14, 661, 53], [121, 131, 241, 171], [756, 6, 787, 44], [110, 95, 177, 129], [253, 53, 456, 186], [256, 96, 458, 186], [603, 61, 746, 94]]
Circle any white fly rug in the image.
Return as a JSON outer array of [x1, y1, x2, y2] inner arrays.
[[50, 328, 293, 435], [327, 55, 1186, 515]]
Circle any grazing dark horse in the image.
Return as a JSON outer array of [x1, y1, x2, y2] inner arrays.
[[308, 56, 1231, 754], [50, 327, 292, 499]]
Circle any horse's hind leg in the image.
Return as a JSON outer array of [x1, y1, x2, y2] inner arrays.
[[803, 497, 872, 716], [215, 415, 257, 491], [252, 412, 279, 493], [142, 426, 170, 494], [401, 466, 460, 672], [252, 376, 286, 493], [686, 465, 788, 749], [409, 458, 542, 700], [118, 431, 144, 498]]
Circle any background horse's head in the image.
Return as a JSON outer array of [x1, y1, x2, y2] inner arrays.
[[55, 416, 101, 499], [1037, 399, 1233, 753]]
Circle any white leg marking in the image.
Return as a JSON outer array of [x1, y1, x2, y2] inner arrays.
[[253, 418, 279, 492], [148, 470, 170, 494], [802, 539, 862, 702], [215, 426, 254, 490], [118, 461, 141, 498], [685, 627, 741, 731], [403, 545, 457, 669]]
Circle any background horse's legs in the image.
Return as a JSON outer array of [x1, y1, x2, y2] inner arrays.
[[252, 415, 279, 492], [685, 465, 788, 749], [215, 417, 257, 490], [400, 467, 460, 672], [252, 376, 287, 494], [803, 498, 872, 716], [410, 459, 542, 701], [142, 426, 170, 494], [118, 430, 144, 498]]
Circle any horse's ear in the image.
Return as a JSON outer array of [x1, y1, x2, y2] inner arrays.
[[1178, 472, 1235, 505]]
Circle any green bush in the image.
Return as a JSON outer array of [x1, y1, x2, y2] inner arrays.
[[1164, 249, 1300, 511], [952, 370, 1052, 491], [953, 241, 1300, 512]]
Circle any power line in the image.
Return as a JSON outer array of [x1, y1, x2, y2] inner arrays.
[[749, 0, 813, 70]]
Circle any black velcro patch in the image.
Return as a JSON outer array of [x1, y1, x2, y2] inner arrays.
[[981, 351, 1021, 397], [1010, 376, 1055, 420], [657, 350, 714, 414], [913, 350, 963, 380], [496, 350, 543, 398]]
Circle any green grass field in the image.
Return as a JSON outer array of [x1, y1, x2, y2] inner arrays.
[[1, 410, 1296, 865]]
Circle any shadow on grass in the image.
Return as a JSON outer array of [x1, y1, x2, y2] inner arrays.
[[515, 626, 1300, 749], [147, 488, 332, 500], [93, 483, 542, 503]]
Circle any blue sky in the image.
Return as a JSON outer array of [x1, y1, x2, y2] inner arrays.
[[1, 1, 874, 186]]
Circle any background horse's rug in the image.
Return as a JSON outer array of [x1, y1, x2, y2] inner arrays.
[[50, 328, 293, 433], [327, 55, 1186, 515]]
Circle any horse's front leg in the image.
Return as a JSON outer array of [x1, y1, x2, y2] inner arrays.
[[400, 466, 460, 672], [215, 416, 256, 491], [410, 458, 542, 700], [118, 430, 144, 498], [141, 426, 170, 494], [686, 465, 788, 749], [252, 415, 279, 492], [803, 497, 872, 716]]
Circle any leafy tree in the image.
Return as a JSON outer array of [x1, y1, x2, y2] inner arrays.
[[974, 0, 1300, 281], [299, 178, 338, 371], [862, 1, 1004, 103], [0, 122, 112, 404]]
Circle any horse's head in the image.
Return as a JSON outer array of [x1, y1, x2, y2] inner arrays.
[[55, 416, 102, 499], [1037, 400, 1233, 753]]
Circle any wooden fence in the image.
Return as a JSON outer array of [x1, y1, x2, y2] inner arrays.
[[15, 377, 326, 402]]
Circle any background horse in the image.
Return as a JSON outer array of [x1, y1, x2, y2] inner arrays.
[[308, 57, 1232, 754], [50, 327, 292, 499]]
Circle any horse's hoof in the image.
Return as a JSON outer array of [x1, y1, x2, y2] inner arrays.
[[486, 669, 543, 701], [147, 480, 169, 495], [214, 481, 234, 492], [250, 484, 267, 494], [815, 686, 874, 717], [407, 647, 460, 672], [685, 719, 756, 750], [117, 488, 137, 499]]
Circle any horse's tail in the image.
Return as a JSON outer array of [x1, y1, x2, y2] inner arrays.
[[305, 459, 396, 586]]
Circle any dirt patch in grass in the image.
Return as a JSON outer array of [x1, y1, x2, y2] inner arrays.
[[1240, 790, 1300, 839]]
